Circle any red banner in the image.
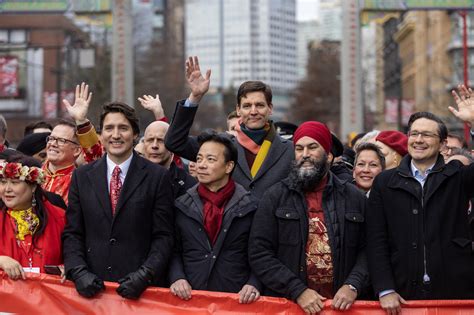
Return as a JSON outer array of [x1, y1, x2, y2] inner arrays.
[[1, 273, 474, 314], [0, 56, 19, 97]]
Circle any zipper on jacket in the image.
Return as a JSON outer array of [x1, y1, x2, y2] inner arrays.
[[421, 184, 430, 285]]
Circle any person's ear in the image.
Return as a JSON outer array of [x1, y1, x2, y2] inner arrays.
[[225, 160, 235, 175]]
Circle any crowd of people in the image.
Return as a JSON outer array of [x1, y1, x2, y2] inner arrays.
[[0, 56, 474, 314]]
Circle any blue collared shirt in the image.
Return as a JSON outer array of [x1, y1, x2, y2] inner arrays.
[[410, 161, 435, 188]]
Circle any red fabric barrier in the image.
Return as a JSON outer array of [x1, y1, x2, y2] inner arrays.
[[1, 273, 474, 314]]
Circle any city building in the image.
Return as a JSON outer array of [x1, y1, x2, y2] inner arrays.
[[319, 0, 342, 41], [185, 0, 297, 119], [297, 20, 320, 80]]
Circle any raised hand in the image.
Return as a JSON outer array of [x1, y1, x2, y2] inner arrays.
[[186, 56, 211, 103], [63, 82, 92, 125], [450, 84, 474, 125], [138, 94, 165, 120]]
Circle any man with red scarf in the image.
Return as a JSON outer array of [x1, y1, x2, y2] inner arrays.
[[249, 121, 369, 314], [169, 131, 261, 304], [165, 56, 294, 199]]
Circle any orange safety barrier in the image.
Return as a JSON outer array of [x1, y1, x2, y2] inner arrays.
[[2, 272, 474, 314]]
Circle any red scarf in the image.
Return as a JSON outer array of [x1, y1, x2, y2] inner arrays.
[[197, 179, 236, 246]]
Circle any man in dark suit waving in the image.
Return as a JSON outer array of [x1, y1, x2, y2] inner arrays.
[[62, 102, 174, 299]]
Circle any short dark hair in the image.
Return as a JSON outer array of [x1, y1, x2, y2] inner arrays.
[[354, 142, 386, 170], [236, 81, 272, 106], [100, 102, 140, 135], [24, 121, 53, 136], [447, 133, 468, 148], [54, 119, 78, 141], [408, 112, 448, 141], [197, 130, 238, 165]]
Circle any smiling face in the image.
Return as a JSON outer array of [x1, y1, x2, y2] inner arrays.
[[236, 91, 272, 130], [0, 178, 35, 210], [46, 124, 81, 170], [408, 118, 444, 166], [100, 112, 137, 164], [353, 149, 383, 192], [196, 141, 234, 191]]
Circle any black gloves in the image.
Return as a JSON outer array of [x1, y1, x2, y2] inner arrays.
[[68, 266, 105, 298], [116, 265, 154, 299]]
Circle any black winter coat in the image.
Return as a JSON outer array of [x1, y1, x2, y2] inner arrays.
[[249, 173, 369, 301], [169, 183, 261, 293], [367, 155, 474, 299], [63, 153, 175, 283], [168, 162, 197, 198]]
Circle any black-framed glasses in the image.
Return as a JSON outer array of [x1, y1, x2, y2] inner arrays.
[[407, 131, 439, 140], [46, 135, 79, 146]]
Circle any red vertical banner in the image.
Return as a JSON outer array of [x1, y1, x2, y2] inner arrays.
[[0, 56, 19, 97]]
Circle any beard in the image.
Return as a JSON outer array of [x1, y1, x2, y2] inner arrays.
[[288, 153, 329, 192]]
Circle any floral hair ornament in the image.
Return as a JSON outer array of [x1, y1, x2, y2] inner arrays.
[[0, 162, 45, 185]]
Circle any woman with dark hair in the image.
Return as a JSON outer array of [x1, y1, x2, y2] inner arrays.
[[353, 142, 386, 196], [0, 155, 66, 279]]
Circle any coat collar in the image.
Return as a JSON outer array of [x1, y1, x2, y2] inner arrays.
[[389, 154, 458, 202], [235, 135, 291, 182], [87, 152, 148, 222]]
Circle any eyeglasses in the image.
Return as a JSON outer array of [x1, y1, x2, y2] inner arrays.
[[407, 131, 439, 140], [46, 136, 79, 146]]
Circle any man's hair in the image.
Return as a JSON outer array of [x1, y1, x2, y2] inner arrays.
[[99, 102, 140, 135], [408, 112, 448, 141], [448, 147, 474, 164], [197, 131, 238, 165], [24, 121, 53, 136], [54, 119, 78, 142], [355, 142, 386, 170], [447, 133, 468, 148], [0, 115, 7, 139], [236, 81, 272, 106], [227, 110, 239, 120]]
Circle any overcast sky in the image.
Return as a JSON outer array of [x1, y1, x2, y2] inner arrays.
[[297, 0, 319, 21]]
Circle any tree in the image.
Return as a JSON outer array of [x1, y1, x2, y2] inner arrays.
[[290, 40, 341, 134]]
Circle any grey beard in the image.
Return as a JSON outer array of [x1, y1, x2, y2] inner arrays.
[[289, 154, 329, 192]]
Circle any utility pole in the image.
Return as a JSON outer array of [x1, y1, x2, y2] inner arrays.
[[112, 0, 134, 106]]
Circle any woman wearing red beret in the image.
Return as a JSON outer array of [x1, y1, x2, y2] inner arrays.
[[372, 130, 408, 169]]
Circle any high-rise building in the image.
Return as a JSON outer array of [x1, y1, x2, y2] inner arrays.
[[319, 0, 341, 41], [185, 0, 297, 118], [297, 20, 320, 80]]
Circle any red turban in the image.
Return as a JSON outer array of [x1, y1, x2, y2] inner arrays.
[[293, 121, 333, 154]]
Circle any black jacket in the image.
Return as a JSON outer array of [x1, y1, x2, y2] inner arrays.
[[169, 183, 261, 293], [168, 162, 197, 198], [63, 153, 175, 284], [249, 172, 369, 301], [367, 154, 474, 299], [164, 101, 294, 198]]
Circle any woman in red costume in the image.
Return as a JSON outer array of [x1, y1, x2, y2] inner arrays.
[[0, 155, 66, 279]]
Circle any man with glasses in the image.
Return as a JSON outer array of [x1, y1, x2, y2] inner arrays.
[[42, 119, 82, 204], [367, 91, 474, 314]]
